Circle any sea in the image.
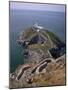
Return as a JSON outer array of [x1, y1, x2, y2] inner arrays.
[[10, 10, 65, 73]]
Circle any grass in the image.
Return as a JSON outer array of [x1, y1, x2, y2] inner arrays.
[[31, 60, 65, 86], [28, 43, 51, 52], [46, 30, 62, 45], [22, 27, 37, 40]]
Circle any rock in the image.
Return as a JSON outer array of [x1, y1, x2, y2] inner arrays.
[[26, 78, 33, 84], [10, 25, 66, 88]]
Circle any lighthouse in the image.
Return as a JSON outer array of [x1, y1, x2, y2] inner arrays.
[[32, 22, 44, 32]]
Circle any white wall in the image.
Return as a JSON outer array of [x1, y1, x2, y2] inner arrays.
[[0, 0, 68, 90]]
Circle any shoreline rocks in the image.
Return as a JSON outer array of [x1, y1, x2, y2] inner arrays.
[[10, 26, 66, 88]]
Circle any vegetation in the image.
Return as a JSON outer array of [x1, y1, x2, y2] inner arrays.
[[28, 43, 50, 52], [46, 30, 62, 45], [22, 27, 37, 40], [10, 26, 65, 88]]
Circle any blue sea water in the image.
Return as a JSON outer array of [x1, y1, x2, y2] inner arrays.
[[10, 10, 65, 73]]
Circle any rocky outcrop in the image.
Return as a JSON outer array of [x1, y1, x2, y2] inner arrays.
[[17, 26, 63, 48], [10, 25, 66, 89], [10, 54, 65, 88], [16, 65, 31, 81], [16, 26, 65, 62]]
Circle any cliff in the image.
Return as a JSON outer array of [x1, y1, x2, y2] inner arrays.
[[17, 26, 65, 63], [10, 25, 66, 89]]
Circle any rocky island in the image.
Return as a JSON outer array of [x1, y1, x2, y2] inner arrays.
[[9, 24, 66, 89]]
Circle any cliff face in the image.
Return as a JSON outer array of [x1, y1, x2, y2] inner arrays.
[[17, 26, 65, 63], [9, 55, 65, 89], [10, 26, 66, 89], [17, 27, 62, 47]]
